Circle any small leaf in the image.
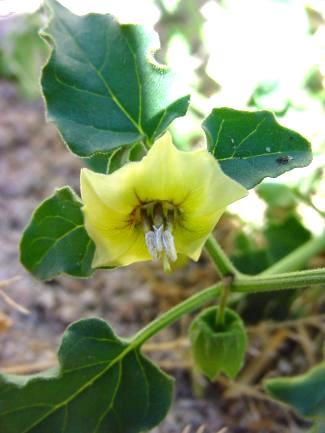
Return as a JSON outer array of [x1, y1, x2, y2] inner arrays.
[[0, 13, 49, 100], [189, 307, 247, 380], [265, 362, 325, 420], [85, 142, 146, 174], [20, 186, 94, 280], [257, 182, 297, 208], [203, 108, 312, 189], [41, 0, 190, 157], [264, 215, 311, 263], [0, 318, 173, 433]]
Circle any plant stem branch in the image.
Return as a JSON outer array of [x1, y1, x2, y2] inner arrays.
[[130, 267, 325, 348], [216, 286, 229, 326], [234, 268, 325, 293], [205, 235, 240, 277], [293, 189, 325, 218], [130, 283, 223, 347]]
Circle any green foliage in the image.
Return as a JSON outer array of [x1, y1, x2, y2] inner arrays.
[[231, 189, 312, 322], [9, 3, 325, 432], [41, 0, 190, 157], [232, 216, 311, 278], [203, 108, 312, 189], [0, 318, 173, 433], [0, 13, 48, 99], [85, 142, 146, 174], [256, 182, 297, 208], [264, 215, 311, 263], [20, 187, 94, 280], [265, 361, 325, 422], [189, 307, 247, 380]]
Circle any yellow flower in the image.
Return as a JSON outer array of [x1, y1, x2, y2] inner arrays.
[[80, 132, 247, 270]]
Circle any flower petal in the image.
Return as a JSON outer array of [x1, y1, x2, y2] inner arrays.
[[81, 169, 150, 267], [80, 132, 248, 268], [81, 166, 139, 215], [174, 209, 224, 260], [133, 132, 194, 204]]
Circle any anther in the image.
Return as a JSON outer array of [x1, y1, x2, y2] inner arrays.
[[145, 231, 158, 260], [142, 201, 178, 267], [153, 225, 164, 253], [162, 229, 177, 262]]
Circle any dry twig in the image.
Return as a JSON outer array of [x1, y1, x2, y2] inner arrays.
[[0, 276, 30, 315], [181, 426, 227, 433]]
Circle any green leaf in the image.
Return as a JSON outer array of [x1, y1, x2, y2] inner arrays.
[[265, 361, 325, 421], [85, 142, 146, 174], [41, 0, 190, 157], [231, 215, 311, 322], [257, 182, 297, 208], [20, 186, 94, 280], [189, 307, 247, 380], [264, 215, 311, 263], [203, 108, 312, 189], [0, 13, 49, 100], [0, 318, 173, 433]]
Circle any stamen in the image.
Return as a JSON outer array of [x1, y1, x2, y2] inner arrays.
[[153, 225, 164, 253], [153, 202, 164, 227], [141, 209, 152, 233], [142, 201, 178, 268], [162, 229, 177, 262], [145, 231, 158, 259]]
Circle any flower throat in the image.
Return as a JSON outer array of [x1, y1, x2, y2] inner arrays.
[[139, 201, 178, 271]]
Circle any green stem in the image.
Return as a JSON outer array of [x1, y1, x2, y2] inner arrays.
[[129, 267, 325, 348], [216, 286, 229, 326], [260, 234, 325, 276], [131, 283, 223, 347], [205, 235, 240, 277], [142, 139, 152, 151], [235, 268, 325, 293], [293, 189, 325, 218]]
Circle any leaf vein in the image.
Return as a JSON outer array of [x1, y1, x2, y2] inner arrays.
[[212, 119, 224, 154], [31, 225, 84, 269], [93, 362, 122, 433], [56, 16, 143, 135], [231, 117, 266, 157]]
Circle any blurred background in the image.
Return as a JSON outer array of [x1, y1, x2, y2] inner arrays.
[[0, 1, 324, 432]]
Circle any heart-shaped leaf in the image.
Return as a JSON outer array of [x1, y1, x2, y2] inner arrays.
[[203, 108, 312, 189], [41, 0, 190, 157], [265, 362, 325, 420], [0, 318, 173, 433], [20, 186, 94, 280]]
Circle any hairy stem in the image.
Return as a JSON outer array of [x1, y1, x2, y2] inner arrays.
[[131, 283, 223, 347], [235, 268, 325, 293], [216, 286, 229, 326], [130, 268, 325, 347], [205, 235, 240, 277]]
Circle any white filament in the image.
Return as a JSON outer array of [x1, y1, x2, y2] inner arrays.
[[145, 225, 177, 263]]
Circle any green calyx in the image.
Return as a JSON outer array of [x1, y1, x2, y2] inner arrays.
[[189, 306, 247, 380]]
